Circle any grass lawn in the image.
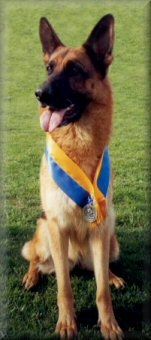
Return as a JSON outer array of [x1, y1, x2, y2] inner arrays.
[[0, 0, 150, 339]]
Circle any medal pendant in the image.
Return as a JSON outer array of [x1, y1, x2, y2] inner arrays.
[[83, 202, 97, 223]]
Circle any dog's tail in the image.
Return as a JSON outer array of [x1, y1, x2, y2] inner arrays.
[[21, 216, 50, 263], [21, 240, 35, 261]]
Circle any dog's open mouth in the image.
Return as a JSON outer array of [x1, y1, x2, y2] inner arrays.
[[40, 103, 83, 132], [40, 104, 74, 133]]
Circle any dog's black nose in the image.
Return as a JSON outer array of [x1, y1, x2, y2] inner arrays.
[[35, 88, 42, 99]]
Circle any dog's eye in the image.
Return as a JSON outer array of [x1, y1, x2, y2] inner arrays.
[[67, 61, 89, 79], [66, 62, 81, 77], [46, 62, 55, 75], [71, 65, 80, 76]]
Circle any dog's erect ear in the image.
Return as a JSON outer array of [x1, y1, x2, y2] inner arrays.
[[83, 14, 115, 77], [39, 17, 64, 56]]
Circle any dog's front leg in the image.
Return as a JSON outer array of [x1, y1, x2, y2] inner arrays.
[[47, 218, 77, 339], [90, 227, 123, 340]]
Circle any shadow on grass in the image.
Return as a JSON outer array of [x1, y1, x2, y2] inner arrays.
[[76, 301, 150, 340]]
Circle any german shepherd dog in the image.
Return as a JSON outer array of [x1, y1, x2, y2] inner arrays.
[[22, 15, 125, 339]]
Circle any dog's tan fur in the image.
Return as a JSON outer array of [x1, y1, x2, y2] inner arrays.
[[22, 16, 124, 340]]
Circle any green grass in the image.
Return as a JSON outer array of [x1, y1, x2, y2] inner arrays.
[[0, 0, 150, 339]]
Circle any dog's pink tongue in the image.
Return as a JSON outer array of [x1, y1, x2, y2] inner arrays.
[[40, 109, 66, 133], [49, 110, 66, 132]]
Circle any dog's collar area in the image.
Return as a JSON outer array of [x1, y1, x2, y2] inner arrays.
[[46, 133, 110, 227]]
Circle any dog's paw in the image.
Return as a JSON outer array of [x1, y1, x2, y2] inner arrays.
[[22, 270, 40, 290], [101, 318, 124, 340], [109, 270, 125, 289], [55, 315, 77, 339]]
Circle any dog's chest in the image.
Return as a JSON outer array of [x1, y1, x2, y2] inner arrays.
[[40, 154, 90, 230]]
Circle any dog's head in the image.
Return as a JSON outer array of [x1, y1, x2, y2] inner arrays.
[[36, 15, 114, 133]]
